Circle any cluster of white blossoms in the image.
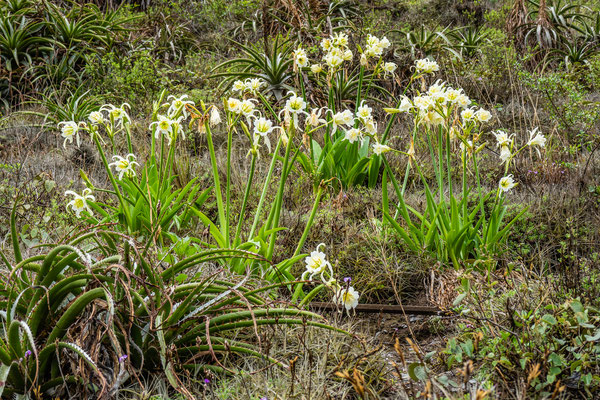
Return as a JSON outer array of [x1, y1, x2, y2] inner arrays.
[[231, 78, 265, 95], [302, 244, 360, 312], [492, 127, 546, 164], [363, 34, 391, 59], [58, 103, 131, 148], [293, 31, 396, 77], [150, 95, 194, 145], [388, 79, 487, 128], [319, 32, 353, 70], [415, 58, 440, 74]]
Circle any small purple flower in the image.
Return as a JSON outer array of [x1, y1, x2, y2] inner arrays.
[[343, 277, 351, 283], [119, 354, 128, 363], [24, 350, 32, 358], [204, 378, 210, 384]]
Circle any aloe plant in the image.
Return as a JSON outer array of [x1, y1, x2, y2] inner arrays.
[[0, 198, 342, 398], [211, 36, 295, 99]]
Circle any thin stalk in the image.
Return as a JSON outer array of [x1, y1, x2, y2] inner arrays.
[[292, 186, 324, 257], [266, 125, 295, 260], [92, 133, 131, 229], [205, 122, 227, 244], [234, 153, 257, 247], [225, 125, 233, 246], [248, 138, 282, 240]]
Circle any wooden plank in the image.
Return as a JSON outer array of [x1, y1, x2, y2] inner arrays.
[[309, 302, 443, 315]]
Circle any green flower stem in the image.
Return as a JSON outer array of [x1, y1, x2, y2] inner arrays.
[[233, 152, 257, 248], [205, 121, 228, 244], [92, 133, 131, 230], [354, 65, 364, 116], [248, 138, 282, 241], [225, 125, 233, 247], [266, 125, 295, 260], [257, 93, 280, 122], [292, 185, 324, 258], [158, 134, 166, 183], [125, 123, 133, 154]]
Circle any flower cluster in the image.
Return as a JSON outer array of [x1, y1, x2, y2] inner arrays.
[[386, 75, 489, 130], [363, 34, 391, 59], [320, 32, 353, 70], [491, 127, 546, 165], [302, 244, 360, 313], [232, 78, 265, 95], [415, 58, 440, 74]]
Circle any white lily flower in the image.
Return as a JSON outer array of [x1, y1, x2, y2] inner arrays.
[[335, 286, 360, 311], [413, 95, 434, 111], [324, 52, 344, 69], [245, 78, 264, 94], [332, 32, 349, 47], [493, 130, 513, 148], [363, 117, 377, 135], [527, 127, 546, 148], [457, 94, 471, 108], [356, 101, 373, 123], [302, 243, 334, 282], [226, 98, 242, 113], [499, 175, 517, 193], [88, 111, 104, 125], [293, 47, 308, 69], [310, 64, 323, 74], [232, 80, 245, 93], [373, 142, 391, 155], [500, 145, 512, 162], [444, 88, 461, 104], [461, 108, 476, 123], [282, 91, 308, 128], [415, 58, 439, 74], [475, 108, 492, 123], [382, 62, 397, 76], [306, 107, 328, 128], [210, 107, 221, 126], [150, 115, 182, 145], [240, 99, 258, 123], [253, 117, 275, 137], [167, 95, 194, 119], [330, 109, 354, 132], [65, 188, 95, 218], [109, 154, 139, 180], [344, 127, 362, 144], [100, 103, 130, 128], [58, 121, 80, 148]]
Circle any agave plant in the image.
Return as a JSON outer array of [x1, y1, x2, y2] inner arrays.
[[446, 25, 490, 60], [576, 11, 600, 44], [0, 13, 52, 72], [392, 25, 448, 58], [546, 37, 598, 69], [211, 36, 294, 99], [0, 202, 339, 398]]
